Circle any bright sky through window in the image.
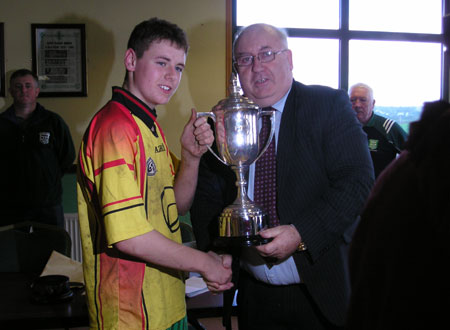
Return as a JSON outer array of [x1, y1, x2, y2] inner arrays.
[[349, 40, 442, 107], [235, 0, 443, 125], [236, 0, 339, 29], [349, 0, 442, 34]]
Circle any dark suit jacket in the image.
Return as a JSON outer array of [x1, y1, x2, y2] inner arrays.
[[191, 80, 374, 326]]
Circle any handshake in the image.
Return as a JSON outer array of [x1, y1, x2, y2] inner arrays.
[[200, 251, 234, 294]]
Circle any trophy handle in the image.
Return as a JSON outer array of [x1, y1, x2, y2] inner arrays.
[[196, 112, 229, 166], [254, 110, 276, 162]]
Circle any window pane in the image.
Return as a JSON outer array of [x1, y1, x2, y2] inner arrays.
[[290, 38, 339, 88], [349, 0, 442, 34], [349, 40, 442, 130], [237, 0, 339, 29]]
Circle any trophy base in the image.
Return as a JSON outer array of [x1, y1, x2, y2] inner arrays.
[[214, 235, 271, 248]]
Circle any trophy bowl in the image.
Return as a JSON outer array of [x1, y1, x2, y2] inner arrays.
[[197, 73, 275, 247]]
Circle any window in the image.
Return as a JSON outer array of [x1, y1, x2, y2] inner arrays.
[[290, 38, 339, 88], [232, 0, 448, 130], [236, 0, 339, 30], [349, 0, 442, 34]]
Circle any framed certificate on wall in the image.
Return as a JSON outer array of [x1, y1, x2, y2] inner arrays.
[[31, 23, 87, 97]]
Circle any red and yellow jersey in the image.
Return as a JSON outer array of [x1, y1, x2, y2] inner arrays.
[[77, 87, 185, 330]]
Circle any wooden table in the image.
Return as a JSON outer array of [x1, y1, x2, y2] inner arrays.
[[0, 272, 234, 329], [0, 272, 89, 329]]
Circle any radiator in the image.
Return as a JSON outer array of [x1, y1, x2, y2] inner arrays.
[[64, 213, 83, 262]]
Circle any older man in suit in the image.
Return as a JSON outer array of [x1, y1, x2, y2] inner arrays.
[[191, 23, 374, 330]]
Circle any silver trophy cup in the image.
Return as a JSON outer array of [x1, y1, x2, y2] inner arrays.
[[197, 73, 275, 247]]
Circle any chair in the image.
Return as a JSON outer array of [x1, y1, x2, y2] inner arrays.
[[0, 221, 71, 274]]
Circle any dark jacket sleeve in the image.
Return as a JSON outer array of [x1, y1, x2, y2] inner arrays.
[[190, 128, 237, 252], [276, 82, 374, 325], [278, 83, 374, 263]]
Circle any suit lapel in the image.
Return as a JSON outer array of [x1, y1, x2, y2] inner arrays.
[[277, 81, 304, 221]]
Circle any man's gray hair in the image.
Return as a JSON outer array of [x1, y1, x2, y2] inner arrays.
[[349, 83, 374, 100], [232, 23, 289, 59]]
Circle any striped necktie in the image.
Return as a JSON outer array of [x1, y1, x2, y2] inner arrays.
[[253, 108, 279, 227]]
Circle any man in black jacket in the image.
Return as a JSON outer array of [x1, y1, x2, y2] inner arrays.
[[0, 69, 75, 228], [191, 24, 374, 329]]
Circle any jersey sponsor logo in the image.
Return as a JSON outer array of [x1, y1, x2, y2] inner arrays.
[[155, 144, 166, 153], [39, 132, 50, 144], [368, 139, 379, 151], [146, 157, 157, 176]]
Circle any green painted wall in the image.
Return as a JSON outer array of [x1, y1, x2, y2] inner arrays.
[[62, 173, 77, 214]]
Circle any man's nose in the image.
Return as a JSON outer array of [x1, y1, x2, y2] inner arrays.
[[165, 67, 176, 80], [251, 57, 264, 72], [353, 100, 362, 107]]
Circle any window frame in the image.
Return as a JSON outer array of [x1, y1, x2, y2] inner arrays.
[[228, 0, 450, 101]]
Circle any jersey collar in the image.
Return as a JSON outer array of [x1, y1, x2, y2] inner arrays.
[[111, 86, 158, 135]]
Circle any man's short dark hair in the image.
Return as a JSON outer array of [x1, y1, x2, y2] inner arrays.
[[10, 69, 39, 86], [127, 17, 189, 58]]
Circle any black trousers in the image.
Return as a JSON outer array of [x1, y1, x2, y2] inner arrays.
[[236, 270, 342, 330]]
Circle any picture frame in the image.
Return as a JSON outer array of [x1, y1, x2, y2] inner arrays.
[[31, 23, 87, 97], [0, 23, 5, 97]]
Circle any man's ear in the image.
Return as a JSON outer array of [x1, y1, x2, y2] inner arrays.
[[286, 49, 294, 71], [124, 48, 137, 72]]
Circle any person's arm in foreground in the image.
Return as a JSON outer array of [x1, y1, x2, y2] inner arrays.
[[115, 230, 233, 293]]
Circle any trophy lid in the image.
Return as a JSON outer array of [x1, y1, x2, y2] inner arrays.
[[218, 73, 260, 112]]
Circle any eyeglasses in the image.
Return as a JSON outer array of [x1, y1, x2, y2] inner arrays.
[[234, 49, 288, 67]]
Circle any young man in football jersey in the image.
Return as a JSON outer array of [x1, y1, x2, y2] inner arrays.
[[77, 17, 233, 330]]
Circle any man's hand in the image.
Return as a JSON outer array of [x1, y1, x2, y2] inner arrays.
[[255, 225, 302, 261], [180, 108, 214, 160], [202, 252, 234, 294]]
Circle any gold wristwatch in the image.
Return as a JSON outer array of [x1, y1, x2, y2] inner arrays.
[[297, 241, 307, 251]]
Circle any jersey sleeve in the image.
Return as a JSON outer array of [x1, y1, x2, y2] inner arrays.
[[390, 122, 408, 151], [80, 107, 152, 245], [169, 151, 180, 176]]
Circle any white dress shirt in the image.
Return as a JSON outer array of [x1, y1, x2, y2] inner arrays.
[[241, 89, 301, 285]]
